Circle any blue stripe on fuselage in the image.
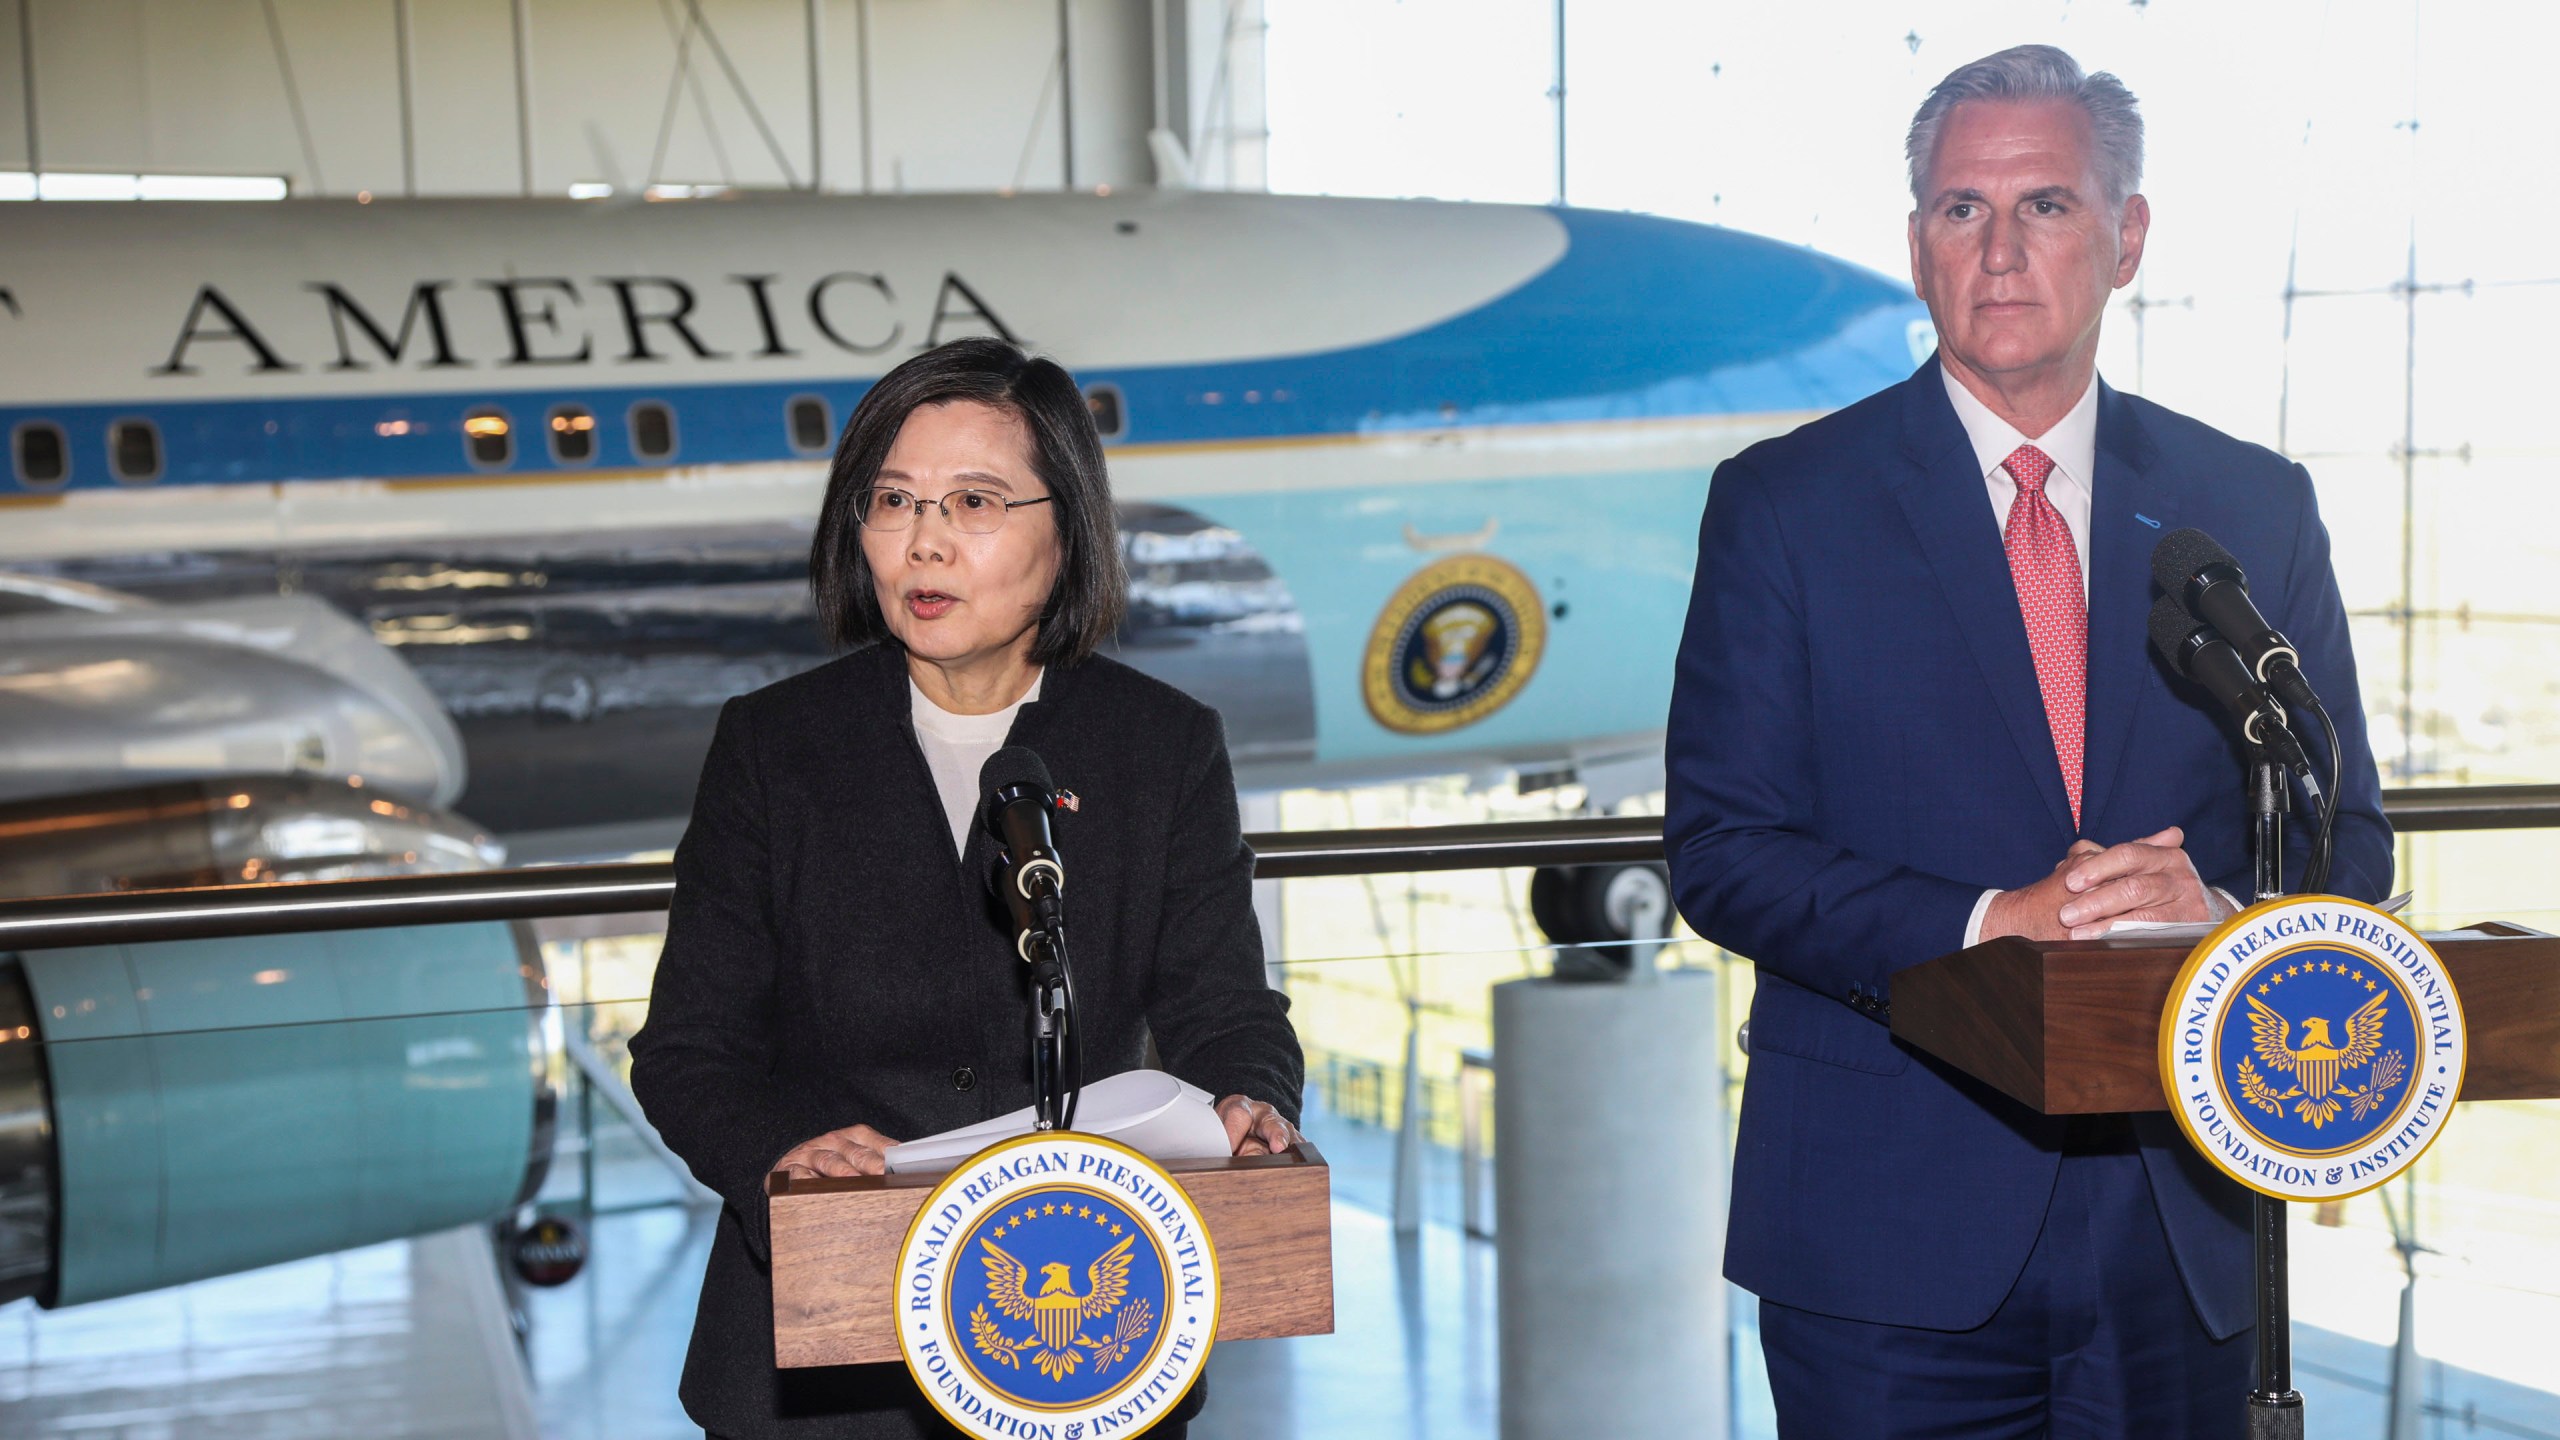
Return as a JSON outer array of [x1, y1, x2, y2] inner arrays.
[[3, 209, 1926, 494], [1105, 209, 1923, 443]]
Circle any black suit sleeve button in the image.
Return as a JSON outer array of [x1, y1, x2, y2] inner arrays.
[[952, 1066, 977, 1092]]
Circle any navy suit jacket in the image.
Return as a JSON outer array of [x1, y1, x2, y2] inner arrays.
[[1666, 359, 2392, 1336]]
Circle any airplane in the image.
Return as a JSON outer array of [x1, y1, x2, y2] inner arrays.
[[0, 189, 1931, 939], [0, 190, 1929, 1313]]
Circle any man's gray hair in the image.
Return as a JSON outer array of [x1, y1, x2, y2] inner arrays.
[[1906, 44, 2144, 208]]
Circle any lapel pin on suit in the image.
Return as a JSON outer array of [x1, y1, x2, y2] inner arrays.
[[1053, 789, 1081, 813]]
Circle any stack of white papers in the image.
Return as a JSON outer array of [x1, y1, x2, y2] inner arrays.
[[882, 1069, 1233, 1175]]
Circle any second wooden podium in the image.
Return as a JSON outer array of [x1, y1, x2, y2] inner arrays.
[[1887, 921, 2560, 1113]]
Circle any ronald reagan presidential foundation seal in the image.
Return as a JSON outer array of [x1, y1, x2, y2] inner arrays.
[[2160, 895, 2467, 1203], [896, 1133, 1220, 1439]]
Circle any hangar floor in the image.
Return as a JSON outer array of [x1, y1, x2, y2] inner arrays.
[[5, 1092, 2558, 1438]]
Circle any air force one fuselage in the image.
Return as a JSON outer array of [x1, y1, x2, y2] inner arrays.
[[0, 191, 1930, 845]]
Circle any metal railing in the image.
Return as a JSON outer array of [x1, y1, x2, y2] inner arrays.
[[0, 783, 2553, 950]]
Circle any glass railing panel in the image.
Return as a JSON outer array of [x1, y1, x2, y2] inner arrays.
[[2292, 828, 2560, 1422], [0, 819, 2554, 1436]]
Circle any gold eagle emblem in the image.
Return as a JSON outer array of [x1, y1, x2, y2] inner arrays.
[[2239, 989, 2406, 1130], [970, 1232, 1148, 1382]]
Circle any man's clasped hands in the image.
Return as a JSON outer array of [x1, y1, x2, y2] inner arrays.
[[1982, 825, 2238, 943]]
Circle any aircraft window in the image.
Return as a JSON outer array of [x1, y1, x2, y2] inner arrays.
[[13, 421, 67, 486], [631, 400, 677, 461], [109, 418, 162, 483], [1085, 384, 1126, 440], [788, 395, 833, 454], [463, 408, 515, 469], [548, 405, 597, 465]]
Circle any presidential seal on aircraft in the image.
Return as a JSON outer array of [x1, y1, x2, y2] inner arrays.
[[897, 1134, 1220, 1439], [2160, 896, 2468, 1202], [1361, 554, 1548, 736]]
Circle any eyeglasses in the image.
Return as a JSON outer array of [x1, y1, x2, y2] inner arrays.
[[854, 486, 1054, 535]]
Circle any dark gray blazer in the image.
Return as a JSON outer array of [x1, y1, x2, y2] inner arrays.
[[629, 644, 1304, 1439]]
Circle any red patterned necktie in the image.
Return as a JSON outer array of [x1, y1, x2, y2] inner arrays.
[[2001, 443, 2086, 827]]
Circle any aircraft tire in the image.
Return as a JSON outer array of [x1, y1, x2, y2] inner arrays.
[[1529, 862, 1673, 978], [1527, 865, 1575, 948]]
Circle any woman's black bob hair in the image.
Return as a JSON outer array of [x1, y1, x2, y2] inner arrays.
[[810, 336, 1128, 664]]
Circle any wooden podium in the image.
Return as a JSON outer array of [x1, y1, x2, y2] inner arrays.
[[1888, 921, 2560, 1113], [1886, 915, 2560, 1436], [764, 1142, 1335, 1367]]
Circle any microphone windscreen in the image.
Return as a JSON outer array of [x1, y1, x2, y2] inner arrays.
[[2150, 527, 2234, 594], [980, 745, 1053, 799], [2148, 593, 2200, 670]]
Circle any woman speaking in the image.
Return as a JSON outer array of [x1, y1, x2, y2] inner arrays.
[[630, 338, 1305, 1439]]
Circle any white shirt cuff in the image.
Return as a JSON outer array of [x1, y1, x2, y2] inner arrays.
[[1964, 888, 2000, 949]]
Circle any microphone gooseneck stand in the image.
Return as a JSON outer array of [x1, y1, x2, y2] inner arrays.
[[2245, 702, 2346, 1440], [2246, 744, 2305, 1440], [2154, 527, 2344, 1436], [985, 751, 1083, 1135], [1012, 867, 1081, 1135], [1026, 931, 1079, 1133]]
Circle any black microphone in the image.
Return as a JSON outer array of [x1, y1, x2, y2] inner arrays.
[[2149, 528, 2322, 714], [981, 746, 1065, 965], [2149, 595, 2317, 779]]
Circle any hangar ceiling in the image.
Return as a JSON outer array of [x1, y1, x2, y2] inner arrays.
[[0, 0, 1264, 197]]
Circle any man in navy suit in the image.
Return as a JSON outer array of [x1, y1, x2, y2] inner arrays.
[[1666, 45, 2392, 1437]]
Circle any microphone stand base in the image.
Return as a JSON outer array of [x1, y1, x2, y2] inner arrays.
[[2243, 754, 2302, 1436]]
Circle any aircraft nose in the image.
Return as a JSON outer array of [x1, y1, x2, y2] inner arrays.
[[1402, 207, 1933, 426]]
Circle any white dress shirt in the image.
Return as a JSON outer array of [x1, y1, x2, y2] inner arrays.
[[1946, 368, 2098, 948], [912, 670, 1042, 857]]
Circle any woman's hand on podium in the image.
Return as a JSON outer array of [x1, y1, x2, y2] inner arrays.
[[772, 1124, 904, 1181], [1215, 1095, 1300, 1157]]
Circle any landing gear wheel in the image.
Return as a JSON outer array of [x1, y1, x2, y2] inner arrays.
[[1529, 862, 1673, 979]]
